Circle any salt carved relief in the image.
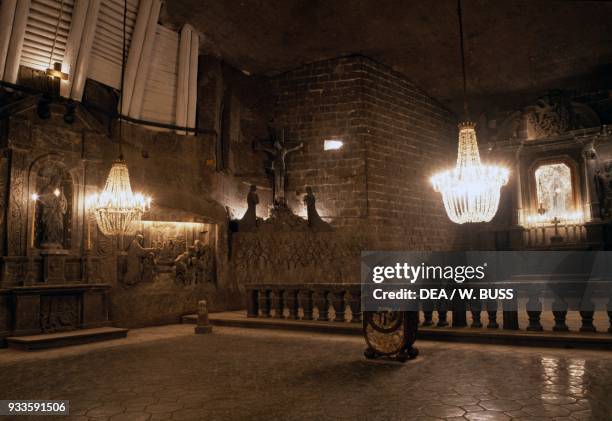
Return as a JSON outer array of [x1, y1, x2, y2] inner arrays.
[[524, 94, 572, 140], [119, 223, 216, 287], [233, 231, 363, 284], [40, 295, 79, 333]]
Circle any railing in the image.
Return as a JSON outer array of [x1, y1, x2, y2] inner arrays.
[[246, 283, 612, 334], [523, 223, 586, 247]]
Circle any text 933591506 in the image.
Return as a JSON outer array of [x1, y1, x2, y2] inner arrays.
[[0, 400, 69, 416]]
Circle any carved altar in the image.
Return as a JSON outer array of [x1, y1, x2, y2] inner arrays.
[[472, 92, 612, 250]]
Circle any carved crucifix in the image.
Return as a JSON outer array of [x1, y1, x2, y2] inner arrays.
[[255, 128, 303, 206]]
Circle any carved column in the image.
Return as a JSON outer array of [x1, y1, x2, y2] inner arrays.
[[7, 149, 29, 257], [0, 149, 9, 257]]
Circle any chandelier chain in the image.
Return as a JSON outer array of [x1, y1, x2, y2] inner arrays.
[[457, 0, 468, 120]]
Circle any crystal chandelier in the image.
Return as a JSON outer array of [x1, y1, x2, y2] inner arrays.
[[90, 0, 151, 236], [431, 122, 508, 223], [431, 0, 509, 224], [91, 161, 150, 236]]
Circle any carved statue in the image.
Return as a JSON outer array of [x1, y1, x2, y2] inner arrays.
[[303, 187, 332, 231], [174, 246, 195, 285], [238, 185, 259, 231], [596, 161, 612, 220], [194, 238, 214, 283], [124, 234, 156, 286], [256, 130, 303, 205], [39, 175, 67, 248]]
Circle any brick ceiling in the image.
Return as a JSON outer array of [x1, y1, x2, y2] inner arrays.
[[165, 0, 612, 114]]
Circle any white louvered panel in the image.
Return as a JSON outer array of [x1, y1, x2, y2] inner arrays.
[[140, 25, 179, 125], [19, 0, 74, 71], [87, 0, 138, 88]]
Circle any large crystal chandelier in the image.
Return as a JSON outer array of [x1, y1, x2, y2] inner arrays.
[[91, 161, 150, 236], [431, 122, 508, 223], [431, 0, 509, 224], [90, 0, 150, 236]]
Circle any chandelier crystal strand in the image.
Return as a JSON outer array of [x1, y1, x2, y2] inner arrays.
[[431, 122, 508, 224]]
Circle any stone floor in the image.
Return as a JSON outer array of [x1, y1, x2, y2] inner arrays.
[[1, 325, 611, 421]]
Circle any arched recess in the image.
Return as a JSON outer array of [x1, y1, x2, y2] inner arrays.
[[27, 154, 81, 251]]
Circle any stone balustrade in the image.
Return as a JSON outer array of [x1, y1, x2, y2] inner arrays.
[[245, 282, 612, 334]]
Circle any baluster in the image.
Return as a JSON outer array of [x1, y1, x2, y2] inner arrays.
[[580, 294, 596, 332], [526, 290, 543, 331], [452, 295, 467, 328], [315, 290, 329, 321], [422, 300, 434, 326], [271, 288, 285, 318], [502, 297, 518, 330], [259, 289, 271, 318], [579, 311, 596, 332], [299, 289, 314, 321], [286, 289, 299, 320], [552, 297, 568, 332], [348, 288, 361, 323], [487, 300, 499, 329], [247, 288, 259, 318], [331, 290, 347, 322], [436, 300, 448, 327], [470, 300, 482, 328]]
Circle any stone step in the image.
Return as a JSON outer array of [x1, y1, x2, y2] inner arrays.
[[187, 311, 612, 350], [6, 327, 129, 351]]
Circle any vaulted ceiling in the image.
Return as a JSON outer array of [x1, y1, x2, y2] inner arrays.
[[165, 0, 612, 114]]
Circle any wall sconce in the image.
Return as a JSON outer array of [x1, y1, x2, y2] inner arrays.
[[324, 139, 343, 151]]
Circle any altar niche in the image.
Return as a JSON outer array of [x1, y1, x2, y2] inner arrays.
[[29, 159, 74, 251], [527, 157, 583, 224]]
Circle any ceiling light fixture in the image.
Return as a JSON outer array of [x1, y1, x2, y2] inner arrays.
[[431, 0, 509, 224], [90, 0, 150, 236]]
